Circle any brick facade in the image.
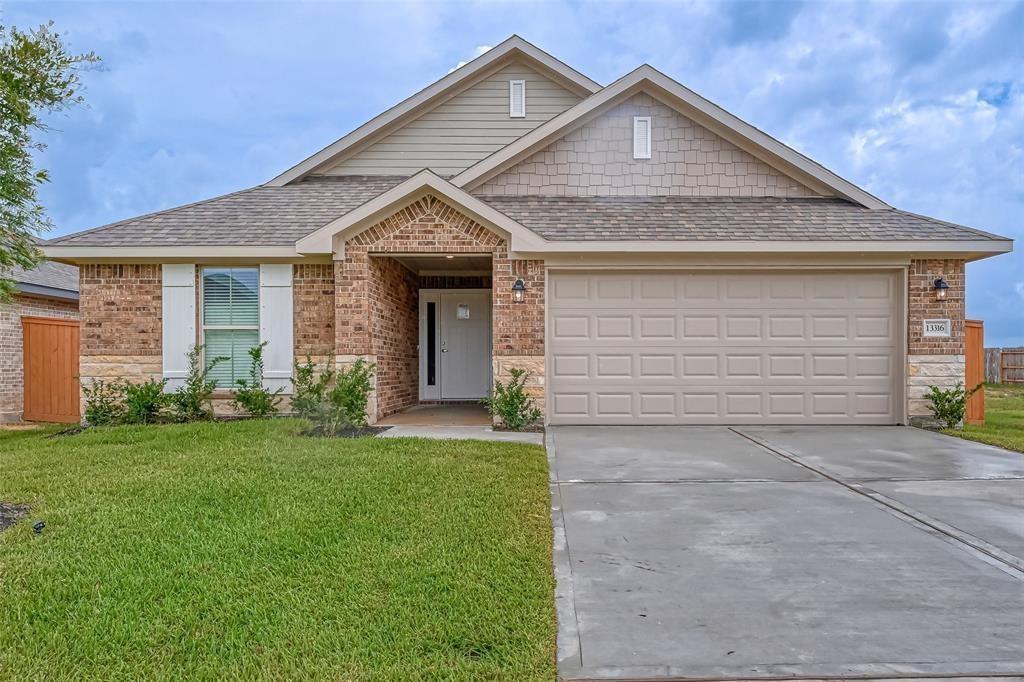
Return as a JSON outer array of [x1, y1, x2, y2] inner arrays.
[[475, 93, 819, 198], [906, 259, 966, 425], [0, 294, 79, 422], [293, 263, 335, 363], [334, 194, 546, 421]]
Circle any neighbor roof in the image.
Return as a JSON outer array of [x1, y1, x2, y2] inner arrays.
[[10, 254, 79, 299], [49, 176, 406, 247], [479, 196, 1009, 242]]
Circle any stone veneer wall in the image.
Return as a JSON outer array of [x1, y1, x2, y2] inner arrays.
[[79, 264, 162, 386], [334, 194, 546, 422], [0, 294, 80, 422], [907, 259, 966, 425], [475, 93, 820, 198]]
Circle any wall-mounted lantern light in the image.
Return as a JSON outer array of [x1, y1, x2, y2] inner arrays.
[[933, 277, 949, 301], [511, 278, 526, 303]]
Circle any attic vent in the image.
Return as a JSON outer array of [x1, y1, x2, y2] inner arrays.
[[633, 116, 652, 159], [509, 80, 526, 118]]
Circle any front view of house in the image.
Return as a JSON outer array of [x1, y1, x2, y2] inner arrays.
[[46, 36, 1012, 426]]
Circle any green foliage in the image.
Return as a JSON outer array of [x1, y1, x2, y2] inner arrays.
[[122, 379, 170, 425], [290, 356, 335, 420], [1, 22, 99, 299], [482, 368, 541, 431], [925, 382, 981, 429], [231, 342, 283, 418], [169, 345, 227, 422], [81, 379, 126, 426], [306, 359, 376, 436]]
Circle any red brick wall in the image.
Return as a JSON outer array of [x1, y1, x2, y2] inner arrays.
[[908, 259, 965, 355], [293, 264, 335, 359], [369, 256, 420, 417], [493, 257, 545, 356], [79, 264, 162, 357], [0, 294, 79, 422]]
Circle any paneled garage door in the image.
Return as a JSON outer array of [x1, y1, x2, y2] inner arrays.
[[548, 270, 900, 425]]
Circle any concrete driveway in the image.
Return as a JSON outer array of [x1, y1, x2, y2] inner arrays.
[[548, 426, 1024, 680]]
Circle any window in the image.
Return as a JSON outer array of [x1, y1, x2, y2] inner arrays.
[[201, 267, 259, 388], [633, 116, 652, 159], [509, 79, 526, 118]]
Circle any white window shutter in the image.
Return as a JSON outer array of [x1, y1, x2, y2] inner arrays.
[[633, 116, 652, 159], [259, 264, 294, 393], [509, 80, 526, 118], [162, 264, 196, 392]]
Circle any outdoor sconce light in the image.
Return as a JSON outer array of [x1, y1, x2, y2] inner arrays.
[[933, 277, 949, 301], [512, 278, 526, 303]]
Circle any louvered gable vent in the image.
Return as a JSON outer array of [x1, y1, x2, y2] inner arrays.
[[509, 79, 526, 118], [633, 116, 652, 159]]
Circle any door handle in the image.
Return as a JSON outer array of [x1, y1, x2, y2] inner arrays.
[[441, 349, 449, 353]]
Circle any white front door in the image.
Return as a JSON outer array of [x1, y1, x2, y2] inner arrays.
[[439, 292, 491, 399]]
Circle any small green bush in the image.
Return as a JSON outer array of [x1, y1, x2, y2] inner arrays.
[[170, 345, 227, 422], [483, 368, 541, 431], [81, 379, 127, 426], [925, 382, 981, 429], [306, 359, 376, 436], [232, 342, 283, 418], [122, 379, 170, 425], [291, 356, 336, 420]]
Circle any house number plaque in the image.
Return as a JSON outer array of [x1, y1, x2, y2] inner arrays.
[[922, 319, 951, 337]]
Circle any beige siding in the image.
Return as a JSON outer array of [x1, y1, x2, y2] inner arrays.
[[322, 62, 583, 177], [475, 93, 822, 197]]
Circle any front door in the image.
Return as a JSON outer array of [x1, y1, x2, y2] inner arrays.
[[438, 292, 491, 399]]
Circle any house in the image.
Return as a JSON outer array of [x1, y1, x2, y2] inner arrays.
[[1, 254, 80, 422], [43, 36, 1012, 426]]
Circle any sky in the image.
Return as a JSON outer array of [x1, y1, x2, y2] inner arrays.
[[5, 0, 1022, 345]]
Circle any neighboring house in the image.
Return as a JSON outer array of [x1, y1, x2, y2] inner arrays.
[[44, 36, 1011, 426], [0, 256, 80, 422]]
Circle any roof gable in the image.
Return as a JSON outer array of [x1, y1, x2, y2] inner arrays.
[[267, 36, 600, 187], [454, 65, 889, 209], [473, 92, 821, 198]]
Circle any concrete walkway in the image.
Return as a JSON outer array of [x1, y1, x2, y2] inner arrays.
[[548, 426, 1024, 680], [379, 425, 543, 444]]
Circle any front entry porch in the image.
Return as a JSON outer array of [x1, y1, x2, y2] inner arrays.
[[377, 403, 491, 426]]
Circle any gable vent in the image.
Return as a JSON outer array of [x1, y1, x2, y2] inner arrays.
[[509, 80, 526, 118], [633, 116, 652, 159]]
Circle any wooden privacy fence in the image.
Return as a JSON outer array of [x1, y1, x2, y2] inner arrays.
[[22, 316, 80, 423], [985, 347, 1024, 384], [965, 320, 984, 425]]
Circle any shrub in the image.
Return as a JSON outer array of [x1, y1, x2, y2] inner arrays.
[[291, 356, 335, 420], [232, 342, 283, 418], [482, 368, 541, 431], [925, 382, 981, 429], [170, 345, 227, 422], [306, 359, 376, 436], [81, 379, 126, 426], [122, 379, 170, 425]]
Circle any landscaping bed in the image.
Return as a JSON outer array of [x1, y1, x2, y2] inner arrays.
[[0, 419, 554, 679], [943, 383, 1024, 454]]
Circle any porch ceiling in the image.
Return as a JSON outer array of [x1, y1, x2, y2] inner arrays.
[[388, 254, 493, 274]]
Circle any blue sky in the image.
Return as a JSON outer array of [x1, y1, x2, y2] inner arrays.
[[6, 0, 1022, 345]]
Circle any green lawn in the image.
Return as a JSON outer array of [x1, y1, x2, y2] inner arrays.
[[0, 420, 555, 680], [943, 383, 1024, 453]]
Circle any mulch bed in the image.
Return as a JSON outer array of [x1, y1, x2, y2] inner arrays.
[[0, 502, 30, 532]]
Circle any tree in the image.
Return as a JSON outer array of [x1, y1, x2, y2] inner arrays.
[[1, 22, 98, 299]]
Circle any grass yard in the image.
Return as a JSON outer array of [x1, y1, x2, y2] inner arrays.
[[943, 383, 1024, 453], [0, 420, 555, 680]]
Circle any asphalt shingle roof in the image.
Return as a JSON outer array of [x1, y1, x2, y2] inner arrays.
[[11, 259, 79, 292], [51, 176, 407, 246], [478, 196, 1005, 242]]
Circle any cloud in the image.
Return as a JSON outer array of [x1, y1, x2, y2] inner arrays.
[[449, 44, 493, 73]]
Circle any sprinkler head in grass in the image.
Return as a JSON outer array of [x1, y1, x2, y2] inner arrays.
[[33, 521, 45, 535]]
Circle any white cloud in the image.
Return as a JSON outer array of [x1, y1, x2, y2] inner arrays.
[[448, 45, 493, 73]]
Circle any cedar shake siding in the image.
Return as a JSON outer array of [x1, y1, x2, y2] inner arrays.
[[475, 93, 820, 198]]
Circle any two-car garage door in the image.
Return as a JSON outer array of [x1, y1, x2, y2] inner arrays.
[[548, 270, 901, 425]]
